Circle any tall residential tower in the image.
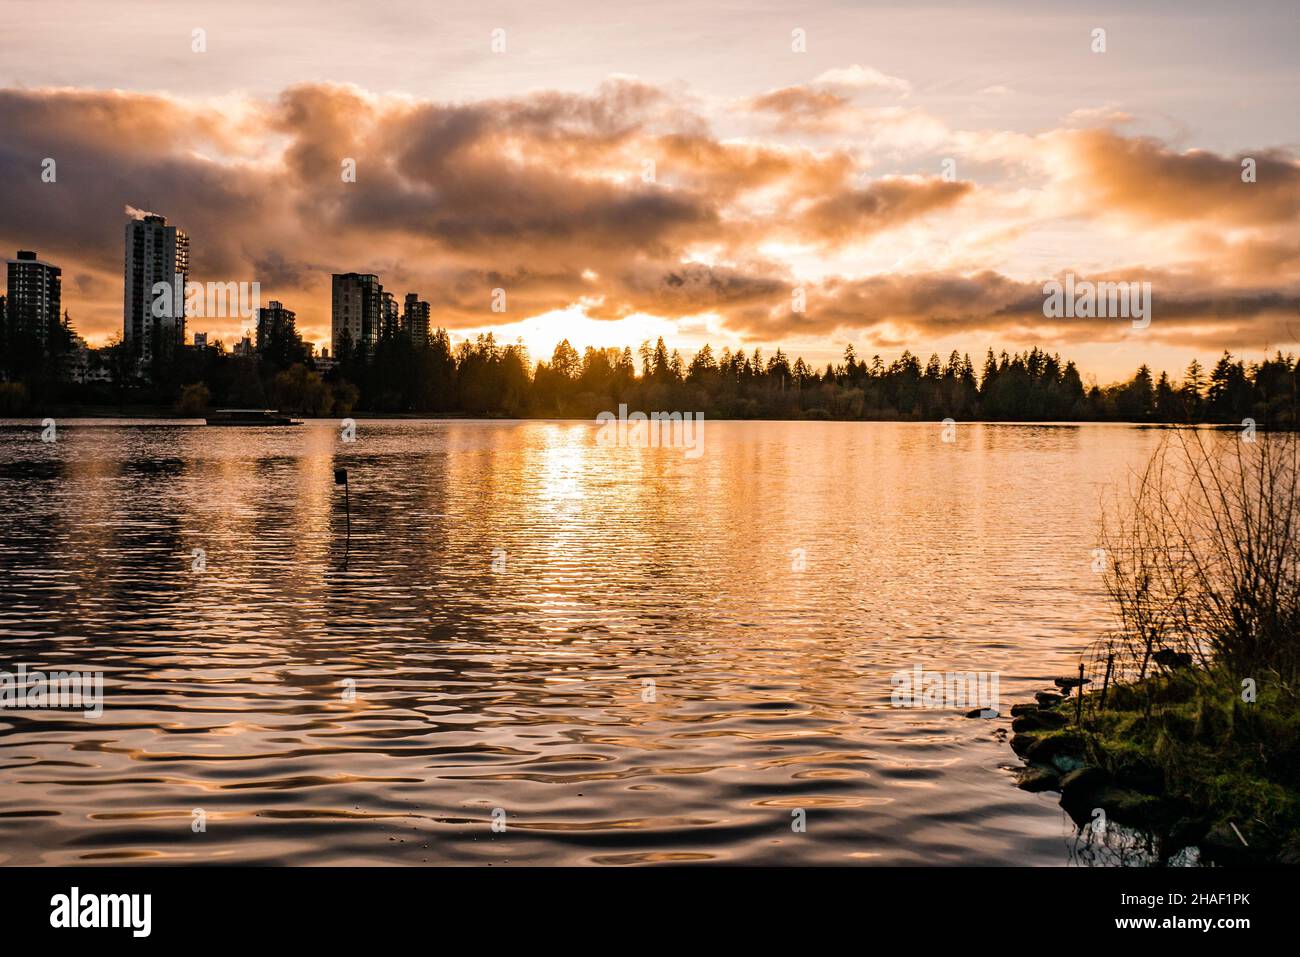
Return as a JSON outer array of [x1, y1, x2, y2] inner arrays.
[[5, 250, 62, 348], [403, 293, 431, 346], [124, 213, 189, 362], [331, 272, 383, 357]]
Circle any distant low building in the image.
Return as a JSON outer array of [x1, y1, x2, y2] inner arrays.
[[84, 353, 113, 384], [61, 334, 90, 383]]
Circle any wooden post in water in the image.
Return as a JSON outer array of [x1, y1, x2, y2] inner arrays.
[[334, 468, 350, 542], [1100, 653, 1114, 711], [1075, 662, 1085, 725]]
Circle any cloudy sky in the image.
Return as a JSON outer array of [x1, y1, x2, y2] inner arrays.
[[2, 0, 1298, 380]]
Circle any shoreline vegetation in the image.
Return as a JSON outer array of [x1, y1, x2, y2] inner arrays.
[[2, 324, 1299, 427], [4, 411, 1300, 429], [1011, 429, 1300, 866], [1011, 670, 1299, 865]]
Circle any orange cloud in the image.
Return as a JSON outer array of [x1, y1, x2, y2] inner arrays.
[[1065, 129, 1300, 226], [0, 81, 1297, 358]]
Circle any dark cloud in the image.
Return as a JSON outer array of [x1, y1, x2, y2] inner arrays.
[[726, 269, 1300, 351], [0, 82, 1297, 355]]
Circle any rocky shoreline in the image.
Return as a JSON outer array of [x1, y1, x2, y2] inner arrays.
[[1008, 686, 1296, 866]]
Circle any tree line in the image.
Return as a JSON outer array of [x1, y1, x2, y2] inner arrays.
[[332, 333, 1292, 425], [3, 318, 1298, 426]]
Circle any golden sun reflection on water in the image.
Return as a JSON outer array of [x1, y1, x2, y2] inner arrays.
[[0, 419, 1167, 864]]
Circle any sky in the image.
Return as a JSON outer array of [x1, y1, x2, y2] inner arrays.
[[1, 0, 1298, 382]]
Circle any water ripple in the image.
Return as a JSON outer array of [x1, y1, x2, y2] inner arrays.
[[0, 419, 1163, 864]]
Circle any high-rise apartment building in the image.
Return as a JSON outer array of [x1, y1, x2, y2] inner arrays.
[[403, 293, 431, 346], [381, 290, 400, 339], [123, 214, 189, 362], [331, 273, 382, 356], [255, 300, 297, 353], [5, 250, 62, 347]]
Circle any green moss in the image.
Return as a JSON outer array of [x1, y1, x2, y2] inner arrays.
[[1021, 670, 1300, 853]]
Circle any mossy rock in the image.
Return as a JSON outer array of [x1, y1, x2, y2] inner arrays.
[[1024, 731, 1086, 766], [1097, 786, 1175, 830], [1016, 765, 1060, 793], [1051, 754, 1085, 775], [1060, 765, 1110, 796], [1012, 710, 1068, 734], [1112, 757, 1165, 794], [1010, 733, 1037, 757], [1059, 766, 1110, 819], [1007, 671, 1300, 864]]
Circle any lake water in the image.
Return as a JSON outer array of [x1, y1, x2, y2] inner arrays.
[[0, 418, 1167, 865]]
